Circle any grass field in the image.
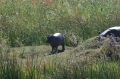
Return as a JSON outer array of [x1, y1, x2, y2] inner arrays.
[[0, 0, 120, 79], [1, 35, 120, 79], [1, 0, 120, 47]]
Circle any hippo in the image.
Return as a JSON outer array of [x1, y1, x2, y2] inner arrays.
[[46, 33, 65, 54], [99, 26, 120, 37]]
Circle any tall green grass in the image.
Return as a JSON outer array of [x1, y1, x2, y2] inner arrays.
[[1, 25, 120, 79], [0, 50, 120, 79], [1, 38, 120, 79], [1, 0, 120, 47], [1, 1, 120, 79]]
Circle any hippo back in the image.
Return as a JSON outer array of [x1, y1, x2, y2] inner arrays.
[[100, 26, 120, 37], [53, 33, 64, 45]]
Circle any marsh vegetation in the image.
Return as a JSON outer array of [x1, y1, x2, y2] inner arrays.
[[0, 0, 120, 79]]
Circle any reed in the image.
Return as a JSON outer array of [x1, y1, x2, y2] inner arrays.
[[0, 0, 120, 78], [1, 0, 120, 47]]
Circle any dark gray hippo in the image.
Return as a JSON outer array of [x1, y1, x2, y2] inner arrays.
[[46, 33, 65, 54], [99, 26, 120, 37]]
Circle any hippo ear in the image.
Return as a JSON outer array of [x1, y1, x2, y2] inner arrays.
[[51, 35, 54, 38], [98, 31, 101, 35], [48, 34, 53, 38]]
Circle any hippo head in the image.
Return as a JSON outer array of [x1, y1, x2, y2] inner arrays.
[[46, 34, 54, 43]]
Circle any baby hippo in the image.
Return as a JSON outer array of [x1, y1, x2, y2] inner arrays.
[[46, 33, 65, 54]]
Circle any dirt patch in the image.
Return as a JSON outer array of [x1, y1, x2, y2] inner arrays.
[[75, 36, 120, 61]]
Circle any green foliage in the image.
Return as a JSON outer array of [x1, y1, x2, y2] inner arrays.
[[0, 0, 120, 78], [1, 30, 120, 79], [0, 51, 120, 79], [1, 0, 120, 47]]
